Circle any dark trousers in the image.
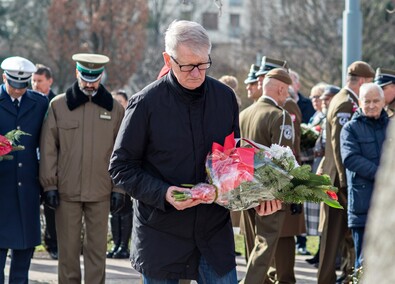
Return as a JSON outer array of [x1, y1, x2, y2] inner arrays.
[[0, 247, 35, 283], [43, 205, 57, 252]]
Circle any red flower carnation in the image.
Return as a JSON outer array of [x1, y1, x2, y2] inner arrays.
[[0, 135, 13, 156]]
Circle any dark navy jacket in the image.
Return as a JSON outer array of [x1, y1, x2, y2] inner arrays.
[[0, 85, 48, 249], [297, 92, 315, 124], [109, 71, 240, 279], [340, 108, 389, 228]]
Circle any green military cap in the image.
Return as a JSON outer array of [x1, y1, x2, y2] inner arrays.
[[374, 68, 395, 87], [1, 56, 36, 89], [347, 61, 375, 78], [256, 56, 289, 77], [265, 68, 292, 85], [72, 53, 110, 82], [244, 64, 260, 84]]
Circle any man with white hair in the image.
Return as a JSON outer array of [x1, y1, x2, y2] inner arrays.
[[109, 20, 281, 284], [340, 82, 389, 271]]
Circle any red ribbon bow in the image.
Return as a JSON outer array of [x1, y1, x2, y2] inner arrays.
[[210, 132, 255, 191]]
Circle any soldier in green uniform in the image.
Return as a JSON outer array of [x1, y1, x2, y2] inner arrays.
[[374, 68, 395, 118], [317, 61, 375, 284], [239, 68, 300, 284], [239, 57, 289, 262]]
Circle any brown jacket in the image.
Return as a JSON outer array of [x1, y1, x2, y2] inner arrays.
[[240, 96, 305, 237], [39, 83, 125, 202], [317, 88, 358, 208], [240, 96, 294, 147]]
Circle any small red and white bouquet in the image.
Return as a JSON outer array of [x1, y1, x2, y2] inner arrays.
[[0, 130, 30, 161], [172, 132, 342, 211]]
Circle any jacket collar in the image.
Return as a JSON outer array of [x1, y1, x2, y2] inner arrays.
[[0, 84, 42, 117], [354, 108, 389, 124], [65, 81, 113, 111], [259, 95, 278, 106], [345, 87, 359, 103], [167, 70, 206, 104]]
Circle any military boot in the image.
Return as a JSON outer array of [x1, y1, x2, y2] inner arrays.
[[107, 214, 121, 258], [113, 213, 132, 259]]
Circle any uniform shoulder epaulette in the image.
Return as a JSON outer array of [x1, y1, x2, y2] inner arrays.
[[28, 89, 49, 103]]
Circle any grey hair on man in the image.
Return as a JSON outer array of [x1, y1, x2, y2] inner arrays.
[[359, 82, 384, 100], [165, 20, 212, 58]]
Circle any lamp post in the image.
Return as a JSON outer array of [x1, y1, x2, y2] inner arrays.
[[342, 0, 362, 86]]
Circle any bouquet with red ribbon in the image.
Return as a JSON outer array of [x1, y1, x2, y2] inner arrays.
[[172, 132, 342, 211]]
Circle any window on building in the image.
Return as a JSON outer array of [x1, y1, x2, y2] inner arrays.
[[180, 10, 192, 21], [229, 0, 243, 6], [202, 12, 218, 30], [229, 13, 240, 37]]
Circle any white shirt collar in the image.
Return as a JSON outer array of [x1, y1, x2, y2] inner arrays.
[[261, 95, 278, 106]]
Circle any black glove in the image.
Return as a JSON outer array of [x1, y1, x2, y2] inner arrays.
[[44, 190, 60, 210], [290, 203, 303, 215], [110, 192, 125, 214]]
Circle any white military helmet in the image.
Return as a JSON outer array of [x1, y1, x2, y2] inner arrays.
[[1, 56, 37, 89]]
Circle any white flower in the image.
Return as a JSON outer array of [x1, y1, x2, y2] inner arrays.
[[269, 144, 299, 171]]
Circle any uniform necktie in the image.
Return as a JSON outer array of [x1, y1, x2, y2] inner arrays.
[[13, 99, 19, 112]]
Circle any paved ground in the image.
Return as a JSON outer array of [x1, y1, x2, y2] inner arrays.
[[5, 252, 321, 283]]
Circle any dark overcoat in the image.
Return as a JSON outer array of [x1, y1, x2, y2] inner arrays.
[[0, 84, 48, 249], [109, 71, 240, 280]]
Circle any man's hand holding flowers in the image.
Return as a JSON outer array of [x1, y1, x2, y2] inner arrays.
[[166, 186, 204, 210], [255, 200, 282, 216], [169, 185, 282, 215]]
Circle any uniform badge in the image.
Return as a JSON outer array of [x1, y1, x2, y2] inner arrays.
[[337, 112, 351, 126], [100, 111, 111, 120], [281, 125, 293, 140]]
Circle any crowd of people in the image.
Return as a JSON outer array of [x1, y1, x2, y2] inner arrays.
[[1, 19, 394, 284]]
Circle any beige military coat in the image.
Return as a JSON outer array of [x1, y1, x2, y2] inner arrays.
[[39, 86, 125, 202]]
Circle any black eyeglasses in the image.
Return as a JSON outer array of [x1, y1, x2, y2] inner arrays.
[[170, 55, 212, 72]]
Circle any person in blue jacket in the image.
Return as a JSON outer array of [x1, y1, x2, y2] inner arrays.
[[340, 82, 389, 270], [0, 56, 49, 283]]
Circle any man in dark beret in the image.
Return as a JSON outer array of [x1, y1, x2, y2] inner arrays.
[[239, 68, 301, 284], [240, 61, 290, 261]]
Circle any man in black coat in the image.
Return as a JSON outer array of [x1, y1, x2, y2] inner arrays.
[[109, 20, 281, 284]]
